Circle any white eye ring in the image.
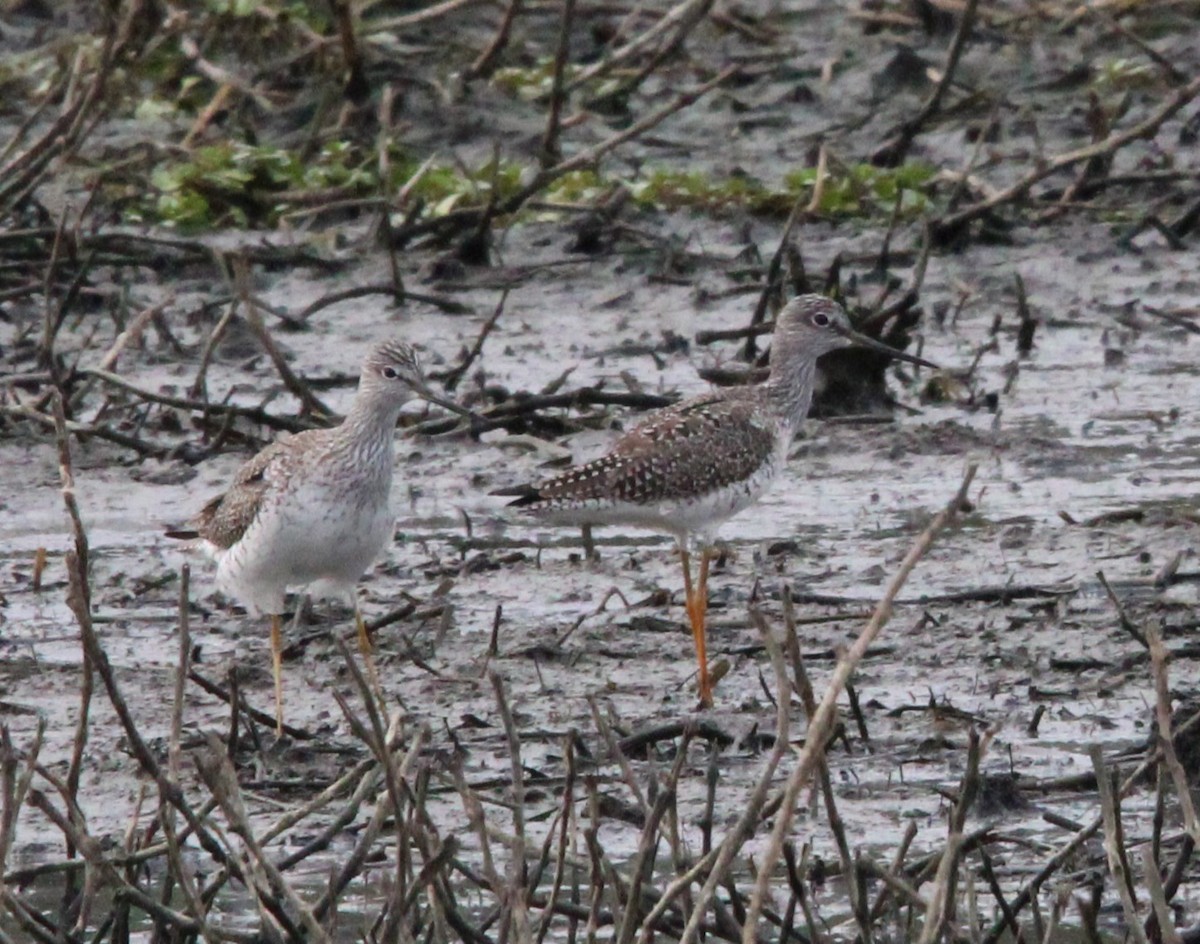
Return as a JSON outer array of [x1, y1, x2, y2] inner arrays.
[[382, 367, 399, 379], [812, 312, 830, 327]]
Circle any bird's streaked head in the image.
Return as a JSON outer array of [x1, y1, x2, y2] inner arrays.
[[359, 338, 469, 417], [360, 340, 427, 403], [773, 295, 856, 360], [772, 294, 936, 368]]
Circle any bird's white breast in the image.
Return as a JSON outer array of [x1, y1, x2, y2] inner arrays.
[[212, 473, 394, 614]]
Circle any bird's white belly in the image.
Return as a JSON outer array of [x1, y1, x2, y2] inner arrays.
[[661, 455, 781, 538], [213, 481, 394, 614]]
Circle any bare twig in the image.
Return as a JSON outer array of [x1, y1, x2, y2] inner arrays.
[[540, 0, 575, 167], [934, 74, 1200, 237], [1091, 747, 1150, 944], [873, 0, 980, 166], [731, 464, 977, 944], [436, 291, 509, 391], [1147, 624, 1200, 844]]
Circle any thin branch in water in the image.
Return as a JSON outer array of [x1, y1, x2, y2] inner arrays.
[[540, 0, 575, 168]]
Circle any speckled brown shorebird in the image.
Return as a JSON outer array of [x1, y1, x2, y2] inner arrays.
[[168, 340, 452, 733], [498, 295, 935, 706]]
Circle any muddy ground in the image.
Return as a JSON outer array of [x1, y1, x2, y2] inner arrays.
[[3, 1, 1200, 942]]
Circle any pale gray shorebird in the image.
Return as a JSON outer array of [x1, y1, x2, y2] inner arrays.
[[168, 340, 455, 733], [497, 295, 935, 706]]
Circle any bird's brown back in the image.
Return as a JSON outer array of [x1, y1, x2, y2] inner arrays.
[[526, 392, 777, 507], [177, 436, 310, 549]]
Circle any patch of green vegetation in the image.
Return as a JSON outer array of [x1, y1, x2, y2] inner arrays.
[[1092, 58, 1159, 92], [492, 60, 584, 101], [132, 142, 530, 229], [204, 0, 259, 14], [201, 0, 328, 26], [135, 141, 373, 228], [132, 136, 936, 230], [628, 169, 777, 213], [785, 161, 936, 217], [628, 162, 936, 219], [542, 170, 610, 204], [410, 157, 526, 216]]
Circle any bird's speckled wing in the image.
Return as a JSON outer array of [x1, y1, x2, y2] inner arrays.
[[186, 438, 303, 550], [515, 393, 777, 508]]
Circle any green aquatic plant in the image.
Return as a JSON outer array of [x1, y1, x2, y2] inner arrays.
[[493, 59, 585, 100], [628, 161, 936, 219], [785, 162, 936, 217], [406, 156, 526, 216], [1092, 57, 1159, 92], [133, 137, 937, 230], [141, 140, 374, 228], [135, 143, 530, 229], [202, 0, 328, 24]]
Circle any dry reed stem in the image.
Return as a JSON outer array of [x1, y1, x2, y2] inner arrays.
[[534, 732, 579, 944], [492, 670, 534, 944], [740, 150, 826, 359], [1141, 845, 1182, 944], [637, 595, 795, 944], [539, 0, 575, 166], [873, 0, 981, 166], [68, 295, 175, 406], [0, 721, 45, 888], [1147, 624, 1200, 845], [332, 635, 411, 927], [565, 0, 713, 93], [364, 0, 485, 31], [588, 697, 648, 814], [769, 596, 873, 942], [231, 257, 333, 419], [917, 832, 965, 944], [317, 722, 428, 920], [1091, 746, 1151, 944], [935, 73, 1200, 236], [195, 736, 331, 941], [731, 463, 977, 944]]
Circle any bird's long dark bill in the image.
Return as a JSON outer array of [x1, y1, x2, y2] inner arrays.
[[840, 327, 938, 369], [410, 378, 473, 417]]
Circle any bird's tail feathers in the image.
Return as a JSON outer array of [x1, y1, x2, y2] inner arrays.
[[489, 483, 544, 507]]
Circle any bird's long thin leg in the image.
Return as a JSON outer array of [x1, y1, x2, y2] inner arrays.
[[354, 599, 382, 699], [680, 544, 712, 707], [356, 602, 374, 654], [696, 547, 713, 701], [680, 545, 694, 604], [270, 613, 284, 735], [695, 547, 713, 706]]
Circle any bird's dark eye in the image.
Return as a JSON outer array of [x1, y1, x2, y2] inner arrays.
[[812, 313, 830, 327], [382, 367, 399, 379]]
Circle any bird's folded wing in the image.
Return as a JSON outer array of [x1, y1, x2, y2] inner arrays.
[[178, 440, 296, 550], [533, 395, 776, 506]]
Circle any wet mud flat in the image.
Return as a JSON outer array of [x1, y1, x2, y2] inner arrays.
[[4, 219, 1200, 941], [4, 1, 1200, 942]]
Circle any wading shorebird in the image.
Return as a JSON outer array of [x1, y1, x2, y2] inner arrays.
[[168, 339, 456, 733], [497, 295, 935, 706]]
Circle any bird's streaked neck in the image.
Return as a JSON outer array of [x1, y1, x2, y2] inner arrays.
[[341, 387, 409, 444], [765, 352, 819, 429]]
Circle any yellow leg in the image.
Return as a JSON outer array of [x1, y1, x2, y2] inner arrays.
[[356, 604, 374, 654], [680, 546, 713, 707], [270, 613, 284, 735], [355, 602, 382, 696]]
